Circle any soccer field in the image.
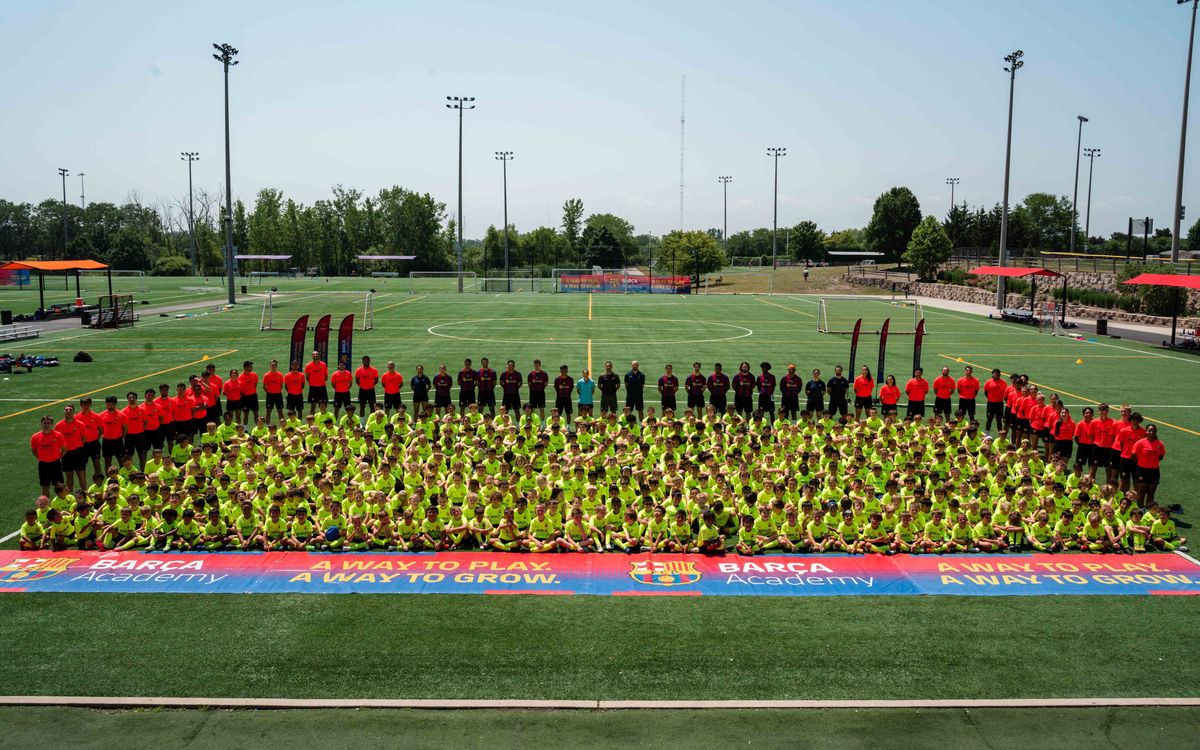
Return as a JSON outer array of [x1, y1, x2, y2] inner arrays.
[[1, 285, 1197, 740]]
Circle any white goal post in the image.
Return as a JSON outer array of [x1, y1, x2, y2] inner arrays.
[[407, 271, 479, 293], [79, 269, 149, 294], [817, 296, 925, 334], [260, 290, 375, 332]]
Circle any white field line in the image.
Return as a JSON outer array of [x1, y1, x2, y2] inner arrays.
[[0, 696, 1197, 709], [0, 528, 18, 543]]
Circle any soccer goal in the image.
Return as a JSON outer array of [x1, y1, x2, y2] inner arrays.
[[260, 290, 375, 332], [817, 296, 924, 334], [729, 256, 765, 267], [481, 277, 556, 293], [407, 271, 479, 293], [93, 294, 136, 328], [80, 269, 149, 295], [1040, 301, 1074, 337]]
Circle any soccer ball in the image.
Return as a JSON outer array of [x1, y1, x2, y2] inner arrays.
[[325, 526, 340, 542]]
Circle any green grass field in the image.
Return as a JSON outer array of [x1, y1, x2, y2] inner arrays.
[[0, 281, 1196, 742]]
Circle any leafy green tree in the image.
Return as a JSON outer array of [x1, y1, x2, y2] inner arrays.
[[943, 203, 971, 248], [725, 228, 773, 262], [580, 224, 623, 268], [824, 228, 865, 255], [657, 230, 726, 277], [521, 226, 562, 271], [584, 213, 637, 264], [788, 221, 826, 262], [153, 255, 192, 276], [1011, 192, 1074, 251], [561, 198, 583, 265], [904, 216, 953, 281], [864, 187, 922, 261], [481, 224, 523, 274]]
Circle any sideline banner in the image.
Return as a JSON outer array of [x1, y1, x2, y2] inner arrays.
[[559, 274, 691, 294], [1, 552, 1198, 597]]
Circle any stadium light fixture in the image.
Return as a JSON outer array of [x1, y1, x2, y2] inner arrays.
[[213, 43, 239, 304], [447, 96, 476, 293], [1173, 0, 1200, 261], [1070, 116, 1089, 254], [181, 152, 201, 276], [767, 148, 786, 270], [57, 168, 69, 259], [495, 151, 514, 291], [1083, 148, 1101, 249], [718, 176, 732, 252], [945, 177, 960, 209], [996, 49, 1024, 309]]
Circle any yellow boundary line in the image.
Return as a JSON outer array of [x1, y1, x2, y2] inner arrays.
[[0, 350, 240, 422], [373, 294, 428, 314], [588, 293, 593, 321], [937, 354, 1200, 438], [755, 297, 815, 318]]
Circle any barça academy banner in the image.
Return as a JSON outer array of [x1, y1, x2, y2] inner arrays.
[[559, 274, 692, 294], [2, 552, 1200, 596]]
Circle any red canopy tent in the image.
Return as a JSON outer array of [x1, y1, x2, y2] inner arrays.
[[0, 259, 111, 313], [1121, 273, 1200, 347], [968, 266, 1067, 323]]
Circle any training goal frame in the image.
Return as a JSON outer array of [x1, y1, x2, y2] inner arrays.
[[260, 290, 375, 332], [817, 296, 925, 334], [80, 269, 149, 294], [407, 271, 479, 293]]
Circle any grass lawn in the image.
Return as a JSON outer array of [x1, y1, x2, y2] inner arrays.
[[0, 285, 1198, 713], [3, 705, 1197, 749]]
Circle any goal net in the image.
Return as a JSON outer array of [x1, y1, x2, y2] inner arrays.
[[1040, 301, 1073, 337], [481, 277, 556, 293], [80, 269, 149, 295], [729, 256, 765, 267], [407, 271, 479, 293], [817, 296, 924, 334], [260, 290, 375, 332]]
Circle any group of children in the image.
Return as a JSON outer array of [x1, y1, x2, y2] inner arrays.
[[17, 372, 1186, 557]]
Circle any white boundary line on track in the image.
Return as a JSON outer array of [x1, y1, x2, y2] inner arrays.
[[1, 696, 1197, 709]]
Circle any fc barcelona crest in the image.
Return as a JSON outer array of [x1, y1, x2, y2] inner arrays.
[[629, 559, 701, 587], [0, 556, 78, 584]]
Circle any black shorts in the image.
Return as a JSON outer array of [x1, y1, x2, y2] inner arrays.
[[434, 394, 452, 408], [881, 403, 898, 416], [734, 394, 753, 413], [854, 395, 873, 409], [555, 396, 573, 415], [241, 393, 260, 412], [383, 393, 402, 409], [1075, 443, 1093, 466], [986, 401, 1004, 420], [710, 394, 727, 412], [933, 397, 952, 415], [528, 392, 546, 409], [286, 394, 305, 412], [62, 447, 86, 472], [458, 391, 475, 407], [1053, 439, 1073, 460], [358, 389, 377, 408], [600, 393, 618, 413], [906, 401, 926, 418], [124, 433, 145, 454], [479, 391, 496, 407], [502, 393, 521, 412], [37, 460, 64, 487], [1017, 418, 1031, 433], [1120, 456, 1136, 476], [829, 398, 848, 417], [781, 395, 799, 414], [661, 394, 677, 412], [84, 440, 101, 459], [687, 392, 705, 409], [333, 391, 352, 408], [223, 398, 241, 415], [102, 437, 124, 458], [265, 392, 285, 410], [1135, 466, 1161, 485], [757, 394, 775, 413], [625, 394, 645, 411], [958, 397, 977, 415], [308, 385, 329, 404], [806, 398, 825, 414], [145, 428, 163, 450]]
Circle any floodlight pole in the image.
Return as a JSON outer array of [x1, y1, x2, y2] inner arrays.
[[718, 176, 732, 253], [182, 152, 200, 276], [213, 42, 239, 305], [1173, 0, 1199, 262], [57, 168, 70, 259], [1083, 148, 1100, 249], [78, 173, 86, 209], [447, 96, 475, 292], [946, 177, 959, 210], [997, 50, 1024, 309], [1070, 115, 1088, 254], [767, 148, 786, 270], [496, 151, 513, 292]]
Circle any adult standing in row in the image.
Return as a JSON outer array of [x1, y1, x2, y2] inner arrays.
[[355, 355, 379, 415], [597, 361, 620, 414], [685, 363, 706, 412], [457, 358, 477, 412], [658, 364, 679, 414], [932, 366, 955, 419], [707, 363, 730, 413], [31, 415, 66, 497], [263, 360, 286, 424], [476, 357, 497, 416], [905, 368, 929, 419], [805, 369, 825, 414], [625, 361, 645, 420], [305, 351, 329, 416], [827, 366, 850, 418], [780, 364, 803, 420]]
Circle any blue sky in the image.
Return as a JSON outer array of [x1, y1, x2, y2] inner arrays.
[[0, 0, 1195, 239]]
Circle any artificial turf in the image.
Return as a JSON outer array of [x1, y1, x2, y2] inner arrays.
[[2, 706, 1197, 749]]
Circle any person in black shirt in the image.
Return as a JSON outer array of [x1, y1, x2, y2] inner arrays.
[[732, 361, 755, 418], [410, 364, 431, 418], [658, 364, 679, 413], [805, 368, 826, 414], [827, 365, 850, 418], [684, 362, 707, 410], [707, 363, 730, 414], [756, 362, 776, 416], [624, 360, 646, 420], [597, 361, 621, 414], [780, 364, 803, 420]]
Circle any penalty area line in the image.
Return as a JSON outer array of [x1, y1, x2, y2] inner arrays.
[[0, 696, 1198, 710]]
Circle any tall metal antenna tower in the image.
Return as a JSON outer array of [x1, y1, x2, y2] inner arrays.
[[679, 75, 685, 231]]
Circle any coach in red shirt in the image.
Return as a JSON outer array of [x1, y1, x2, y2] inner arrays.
[[305, 351, 329, 414], [263, 359, 286, 423], [31, 415, 66, 495], [982, 368, 1007, 434], [54, 405, 86, 492], [355, 355, 380, 413], [1131, 424, 1165, 503], [381, 361, 404, 414], [904, 368, 929, 419], [956, 366, 980, 421], [76, 397, 103, 475], [932, 367, 955, 419], [240, 360, 260, 423], [330, 361, 353, 417]]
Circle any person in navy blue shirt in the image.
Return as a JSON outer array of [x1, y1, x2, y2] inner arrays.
[[624, 360, 646, 420], [805, 368, 826, 415]]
